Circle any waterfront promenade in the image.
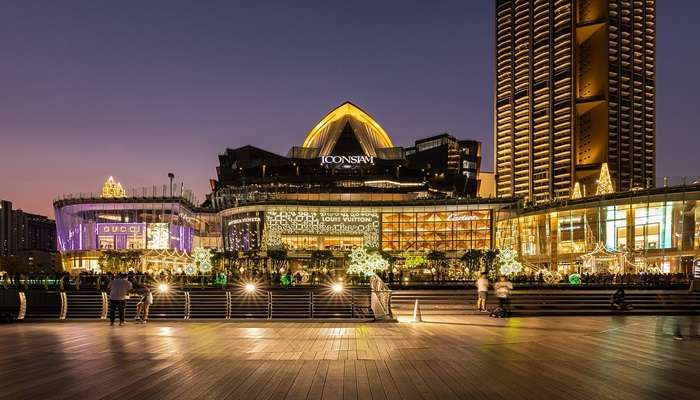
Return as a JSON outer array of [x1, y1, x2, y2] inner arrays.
[[0, 315, 698, 399]]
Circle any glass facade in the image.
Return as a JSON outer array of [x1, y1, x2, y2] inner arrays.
[[382, 210, 491, 251], [496, 191, 700, 274], [54, 201, 201, 252], [55, 186, 700, 275]]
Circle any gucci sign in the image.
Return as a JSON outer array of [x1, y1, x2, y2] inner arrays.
[[97, 223, 145, 235]]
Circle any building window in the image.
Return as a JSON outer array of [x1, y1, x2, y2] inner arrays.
[[381, 211, 491, 251]]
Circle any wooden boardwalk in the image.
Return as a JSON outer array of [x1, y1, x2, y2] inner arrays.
[[0, 315, 699, 399]]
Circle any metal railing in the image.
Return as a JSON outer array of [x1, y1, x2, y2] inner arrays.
[[1, 287, 374, 321]]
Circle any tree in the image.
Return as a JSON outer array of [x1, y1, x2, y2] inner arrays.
[[482, 249, 499, 279], [124, 250, 143, 271], [403, 252, 427, 269], [0, 256, 25, 274], [211, 251, 224, 271], [223, 251, 238, 275], [460, 249, 483, 275], [267, 247, 289, 274], [426, 250, 447, 280], [98, 251, 121, 273], [310, 250, 334, 271]]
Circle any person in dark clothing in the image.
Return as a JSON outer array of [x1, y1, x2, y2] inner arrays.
[[610, 288, 632, 310], [107, 273, 132, 326]]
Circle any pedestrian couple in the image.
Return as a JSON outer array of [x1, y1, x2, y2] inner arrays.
[[476, 273, 513, 315], [107, 273, 153, 326]]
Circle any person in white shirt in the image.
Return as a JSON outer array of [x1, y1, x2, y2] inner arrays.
[[494, 275, 513, 312], [476, 273, 489, 312]]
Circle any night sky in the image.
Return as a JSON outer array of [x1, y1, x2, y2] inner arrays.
[[1, 1, 699, 217]]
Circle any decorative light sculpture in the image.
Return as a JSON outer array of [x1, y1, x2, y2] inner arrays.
[[497, 248, 523, 275], [568, 273, 582, 285], [571, 182, 582, 199], [192, 247, 213, 273], [184, 264, 197, 276], [346, 247, 389, 277], [537, 269, 561, 285], [101, 176, 127, 198], [596, 163, 614, 195]]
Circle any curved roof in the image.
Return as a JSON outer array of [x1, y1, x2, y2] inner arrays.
[[302, 102, 394, 157]]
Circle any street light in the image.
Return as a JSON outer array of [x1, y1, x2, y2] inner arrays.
[[167, 173, 175, 197], [158, 283, 170, 293], [332, 283, 343, 293], [244, 283, 256, 293]]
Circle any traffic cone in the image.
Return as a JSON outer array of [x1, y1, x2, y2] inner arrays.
[[410, 299, 423, 323]]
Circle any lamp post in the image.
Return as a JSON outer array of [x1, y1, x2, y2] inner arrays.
[[168, 173, 175, 197]]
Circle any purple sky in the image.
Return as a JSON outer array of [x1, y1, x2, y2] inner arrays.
[[1, 1, 699, 217]]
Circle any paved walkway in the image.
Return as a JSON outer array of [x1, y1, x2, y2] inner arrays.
[[1, 315, 699, 399]]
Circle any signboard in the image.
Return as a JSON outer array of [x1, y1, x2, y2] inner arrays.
[[147, 223, 170, 249], [97, 223, 145, 236], [320, 155, 374, 168], [225, 212, 263, 251], [447, 213, 479, 221], [227, 215, 262, 226], [694, 259, 700, 278], [265, 210, 379, 247]]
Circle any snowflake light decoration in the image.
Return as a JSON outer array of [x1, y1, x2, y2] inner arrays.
[[497, 248, 523, 275], [538, 269, 561, 285], [347, 247, 389, 277], [193, 247, 213, 273], [184, 263, 197, 276]]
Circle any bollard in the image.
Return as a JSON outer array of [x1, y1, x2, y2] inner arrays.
[[410, 299, 423, 323]]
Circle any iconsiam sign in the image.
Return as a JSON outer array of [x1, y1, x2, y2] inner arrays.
[[265, 210, 379, 248], [320, 155, 374, 167]]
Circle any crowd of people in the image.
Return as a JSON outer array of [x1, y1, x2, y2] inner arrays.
[[0, 269, 693, 291]]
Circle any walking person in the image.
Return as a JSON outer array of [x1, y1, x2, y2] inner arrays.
[[494, 275, 513, 317], [476, 273, 489, 312], [108, 273, 132, 326]]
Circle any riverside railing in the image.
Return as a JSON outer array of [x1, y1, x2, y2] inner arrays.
[[0, 286, 374, 321]]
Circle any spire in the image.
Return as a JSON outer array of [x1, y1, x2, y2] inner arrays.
[[596, 163, 614, 195], [101, 176, 127, 198], [571, 182, 582, 199]]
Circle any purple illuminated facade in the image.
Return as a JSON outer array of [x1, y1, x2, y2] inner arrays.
[[53, 196, 219, 271]]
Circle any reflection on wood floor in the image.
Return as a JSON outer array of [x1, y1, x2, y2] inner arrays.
[[0, 315, 699, 399]]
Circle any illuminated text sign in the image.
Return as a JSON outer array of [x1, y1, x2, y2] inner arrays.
[[320, 155, 374, 167], [97, 223, 145, 235]]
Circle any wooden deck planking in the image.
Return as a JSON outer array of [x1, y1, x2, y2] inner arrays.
[[0, 316, 699, 399]]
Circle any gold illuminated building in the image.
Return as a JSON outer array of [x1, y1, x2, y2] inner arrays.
[[495, 0, 656, 202]]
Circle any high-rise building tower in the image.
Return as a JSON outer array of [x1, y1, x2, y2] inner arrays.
[[494, 0, 656, 202]]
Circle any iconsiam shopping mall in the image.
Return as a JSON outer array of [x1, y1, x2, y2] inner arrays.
[[54, 103, 700, 277]]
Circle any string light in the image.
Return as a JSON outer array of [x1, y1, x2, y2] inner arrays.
[[101, 176, 127, 198], [346, 247, 389, 277], [571, 182, 582, 199], [497, 248, 522, 275], [596, 163, 614, 195]]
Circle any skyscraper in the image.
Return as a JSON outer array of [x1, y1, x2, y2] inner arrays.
[[494, 0, 656, 202]]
